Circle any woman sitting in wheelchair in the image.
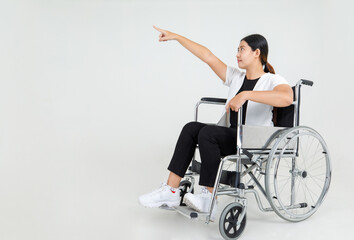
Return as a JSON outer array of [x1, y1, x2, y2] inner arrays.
[[139, 26, 293, 220]]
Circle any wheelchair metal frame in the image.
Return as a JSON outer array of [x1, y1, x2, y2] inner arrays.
[[167, 79, 331, 239]]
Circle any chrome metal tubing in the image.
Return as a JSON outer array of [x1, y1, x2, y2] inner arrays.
[[236, 106, 243, 155], [244, 189, 307, 213], [216, 190, 239, 196], [234, 107, 244, 189], [207, 157, 227, 223], [194, 100, 226, 122], [290, 157, 296, 205], [241, 163, 258, 177], [293, 79, 312, 127], [244, 189, 273, 212], [237, 197, 247, 226], [293, 84, 300, 127]]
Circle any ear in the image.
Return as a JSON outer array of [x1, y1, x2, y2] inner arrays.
[[254, 48, 261, 58]]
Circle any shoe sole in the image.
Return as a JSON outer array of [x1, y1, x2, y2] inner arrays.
[[140, 200, 180, 208]]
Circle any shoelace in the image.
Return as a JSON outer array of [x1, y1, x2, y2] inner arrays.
[[148, 182, 169, 195], [200, 186, 210, 195]]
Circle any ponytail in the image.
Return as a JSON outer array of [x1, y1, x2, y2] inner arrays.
[[264, 62, 275, 74]]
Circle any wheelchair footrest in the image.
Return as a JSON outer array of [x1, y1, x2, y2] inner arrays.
[[170, 205, 212, 222]]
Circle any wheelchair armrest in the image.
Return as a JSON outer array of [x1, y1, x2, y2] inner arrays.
[[200, 97, 227, 104], [194, 97, 227, 122]]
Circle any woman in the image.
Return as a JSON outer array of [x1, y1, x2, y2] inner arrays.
[[139, 26, 293, 219]]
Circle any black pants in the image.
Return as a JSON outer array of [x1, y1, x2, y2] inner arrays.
[[167, 121, 237, 187]]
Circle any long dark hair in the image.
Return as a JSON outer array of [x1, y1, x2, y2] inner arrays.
[[241, 34, 275, 74]]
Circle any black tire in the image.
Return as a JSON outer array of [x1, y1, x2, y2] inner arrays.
[[179, 180, 194, 206], [219, 202, 247, 240]]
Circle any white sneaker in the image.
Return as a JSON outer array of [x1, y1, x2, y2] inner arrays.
[[139, 182, 180, 208], [183, 187, 218, 220]]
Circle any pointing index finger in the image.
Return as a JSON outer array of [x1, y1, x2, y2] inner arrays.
[[153, 25, 162, 32]]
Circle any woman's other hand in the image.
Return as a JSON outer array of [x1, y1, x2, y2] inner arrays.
[[153, 25, 178, 41], [225, 92, 249, 113]]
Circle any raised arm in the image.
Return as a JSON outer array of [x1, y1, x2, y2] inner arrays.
[[153, 25, 227, 82]]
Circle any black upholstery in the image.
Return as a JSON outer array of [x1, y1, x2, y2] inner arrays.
[[201, 97, 227, 104], [272, 86, 298, 127]]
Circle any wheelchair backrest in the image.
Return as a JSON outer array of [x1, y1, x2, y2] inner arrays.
[[272, 86, 298, 127]]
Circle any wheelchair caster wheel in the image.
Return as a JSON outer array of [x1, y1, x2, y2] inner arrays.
[[179, 180, 194, 206], [219, 202, 246, 240]]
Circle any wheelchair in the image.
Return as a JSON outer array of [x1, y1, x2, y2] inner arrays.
[[162, 79, 331, 239]]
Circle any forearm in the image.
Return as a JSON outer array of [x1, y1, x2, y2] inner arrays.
[[175, 34, 212, 63], [244, 90, 293, 107]]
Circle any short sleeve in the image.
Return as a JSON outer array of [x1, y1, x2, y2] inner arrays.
[[224, 65, 243, 87], [271, 74, 290, 89]]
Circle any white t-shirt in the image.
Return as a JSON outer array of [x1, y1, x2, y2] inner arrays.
[[217, 65, 290, 127]]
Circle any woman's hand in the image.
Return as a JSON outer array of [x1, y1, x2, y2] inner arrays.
[[225, 92, 249, 113], [153, 25, 178, 41]]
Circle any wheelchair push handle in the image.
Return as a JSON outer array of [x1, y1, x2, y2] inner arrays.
[[300, 79, 313, 86]]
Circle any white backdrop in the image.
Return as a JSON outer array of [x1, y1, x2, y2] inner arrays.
[[0, 0, 353, 239]]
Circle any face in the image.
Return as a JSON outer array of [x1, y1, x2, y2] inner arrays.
[[236, 40, 260, 69]]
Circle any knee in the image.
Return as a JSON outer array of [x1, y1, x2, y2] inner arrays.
[[198, 125, 217, 143], [182, 121, 200, 134]]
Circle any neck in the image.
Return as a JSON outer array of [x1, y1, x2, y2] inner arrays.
[[245, 64, 266, 80]]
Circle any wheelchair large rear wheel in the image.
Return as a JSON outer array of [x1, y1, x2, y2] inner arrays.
[[265, 126, 331, 222]]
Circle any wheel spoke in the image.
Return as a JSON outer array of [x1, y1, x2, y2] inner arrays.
[[234, 209, 240, 219], [309, 173, 326, 177], [306, 141, 320, 166], [225, 217, 232, 224], [305, 135, 316, 160], [276, 177, 292, 183], [299, 137, 309, 169], [299, 138, 307, 164], [303, 179, 318, 205], [226, 223, 233, 233], [308, 163, 326, 172], [280, 155, 292, 169], [308, 173, 325, 183], [307, 155, 325, 170], [230, 209, 235, 219], [307, 175, 324, 190], [277, 176, 291, 196]]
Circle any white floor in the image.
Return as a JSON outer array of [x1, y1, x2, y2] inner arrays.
[[123, 170, 353, 240], [0, 157, 352, 240]]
